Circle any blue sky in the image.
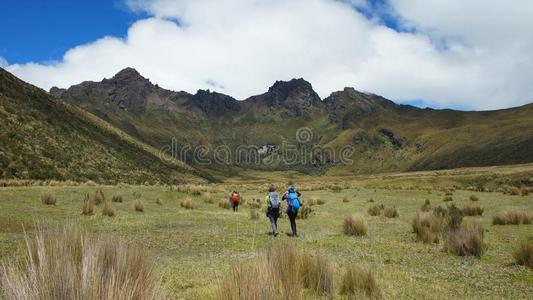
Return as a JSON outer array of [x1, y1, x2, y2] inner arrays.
[[0, 0, 145, 64], [2, 0, 532, 111]]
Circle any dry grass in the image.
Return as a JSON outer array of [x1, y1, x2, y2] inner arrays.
[[412, 211, 444, 243], [461, 204, 484, 216], [340, 264, 381, 299], [367, 204, 383, 216], [218, 199, 231, 209], [0, 224, 162, 300], [513, 239, 533, 268], [420, 199, 431, 212], [180, 197, 195, 210], [492, 209, 533, 225], [134, 198, 144, 212], [443, 196, 453, 202], [443, 222, 485, 257], [307, 197, 318, 206], [297, 206, 313, 219], [383, 206, 399, 218], [502, 185, 521, 196], [155, 198, 163, 205], [344, 215, 368, 236], [40, 192, 57, 205], [469, 195, 479, 201], [215, 243, 334, 299], [249, 208, 260, 220], [82, 193, 94, 216], [102, 200, 115, 217], [111, 194, 123, 203]]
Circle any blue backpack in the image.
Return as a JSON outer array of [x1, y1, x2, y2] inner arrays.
[[288, 191, 300, 210]]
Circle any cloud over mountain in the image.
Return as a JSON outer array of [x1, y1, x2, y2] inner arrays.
[[5, 0, 533, 110]]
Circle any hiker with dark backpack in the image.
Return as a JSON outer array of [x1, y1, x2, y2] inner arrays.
[[230, 191, 240, 212], [282, 185, 301, 237], [264, 185, 280, 236]]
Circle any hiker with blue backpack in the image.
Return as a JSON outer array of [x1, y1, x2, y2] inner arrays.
[[282, 185, 302, 237], [264, 185, 280, 236]]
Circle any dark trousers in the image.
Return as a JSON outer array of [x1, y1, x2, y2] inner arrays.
[[268, 208, 279, 233], [232, 201, 239, 212], [287, 210, 298, 235]]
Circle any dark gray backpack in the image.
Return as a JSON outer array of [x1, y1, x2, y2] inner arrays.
[[269, 192, 280, 209]]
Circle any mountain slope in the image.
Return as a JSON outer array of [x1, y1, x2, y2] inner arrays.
[[50, 68, 533, 175], [0, 68, 208, 184]]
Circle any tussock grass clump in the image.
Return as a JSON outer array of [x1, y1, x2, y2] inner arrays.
[[93, 190, 105, 205], [40, 191, 57, 205], [317, 199, 326, 205], [443, 196, 453, 202], [216, 243, 334, 299], [340, 265, 381, 299], [461, 204, 484, 216], [412, 211, 444, 243], [367, 204, 383, 216], [342, 197, 350, 203], [180, 197, 195, 210], [111, 194, 123, 203], [513, 240, 533, 268], [250, 209, 260, 220], [219, 199, 231, 209], [203, 193, 215, 204], [502, 185, 520, 195], [102, 201, 115, 217], [155, 198, 163, 205], [133, 198, 144, 212], [367, 198, 374, 203], [492, 209, 533, 225], [297, 206, 313, 219], [420, 199, 431, 212], [0, 224, 162, 300], [469, 195, 479, 202], [443, 222, 485, 257], [521, 187, 532, 196], [384, 206, 399, 218], [330, 185, 343, 193], [307, 197, 318, 206], [82, 193, 94, 216], [344, 215, 368, 236]]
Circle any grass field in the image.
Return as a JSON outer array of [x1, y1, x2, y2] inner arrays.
[[0, 166, 532, 299]]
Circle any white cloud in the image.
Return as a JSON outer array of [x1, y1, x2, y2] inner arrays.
[[5, 0, 533, 110], [0, 56, 7, 68]]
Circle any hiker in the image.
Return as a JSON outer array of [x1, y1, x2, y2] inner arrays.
[[282, 185, 301, 237], [230, 190, 240, 212], [264, 185, 280, 236]]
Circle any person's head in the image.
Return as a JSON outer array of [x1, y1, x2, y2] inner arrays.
[[288, 185, 296, 193], [268, 185, 276, 192]]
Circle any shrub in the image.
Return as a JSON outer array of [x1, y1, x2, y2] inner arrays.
[[133, 198, 144, 212], [342, 197, 350, 203], [443, 196, 453, 202], [461, 204, 484, 216], [40, 192, 56, 205], [0, 224, 162, 299], [82, 194, 95, 216], [102, 201, 115, 217], [250, 209, 260, 220], [155, 198, 163, 205], [111, 194, 123, 203], [219, 199, 231, 209], [420, 199, 431, 212], [492, 209, 533, 225], [384, 206, 399, 218], [367, 204, 383, 216], [469, 195, 479, 202], [412, 211, 444, 243], [180, 197, 195, 210], [297, 206, 313, 219], [513, 239, 533, 268], [344, 215, 368, 236], [340, 265, 381, 299], [443, 222, 485, 257]]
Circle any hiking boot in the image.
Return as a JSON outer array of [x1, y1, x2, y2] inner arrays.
[[274, 232, 278, 237]]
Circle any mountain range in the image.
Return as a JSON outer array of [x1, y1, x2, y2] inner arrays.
[[1, 66, 532, 183]]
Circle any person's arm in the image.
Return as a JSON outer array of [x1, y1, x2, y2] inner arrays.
[[297, 191, 302, 197], [281, 192, 288, 201]]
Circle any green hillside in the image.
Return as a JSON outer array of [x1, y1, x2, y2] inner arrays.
[[0, 68, 208, 184]]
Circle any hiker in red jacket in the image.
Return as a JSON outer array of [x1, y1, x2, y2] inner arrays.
[[231, 191, 240, 212]]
